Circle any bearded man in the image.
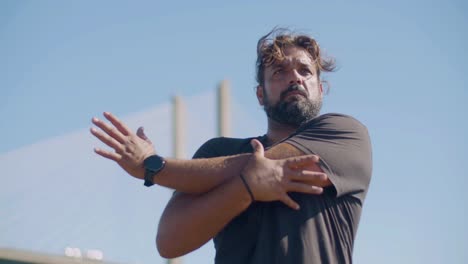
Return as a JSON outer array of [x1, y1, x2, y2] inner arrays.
[[91, 28, 372, 264]]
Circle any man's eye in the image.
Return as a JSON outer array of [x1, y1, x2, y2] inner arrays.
[[273, 69, 283, 75], [300, 68, 312, 75]]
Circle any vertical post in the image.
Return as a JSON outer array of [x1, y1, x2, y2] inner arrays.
[[172, 95, 186, 159], [168, 95, 184, 264], [217, 80, 231, 137]]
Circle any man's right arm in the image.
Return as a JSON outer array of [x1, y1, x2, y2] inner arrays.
[[157, 173, 252, 258]]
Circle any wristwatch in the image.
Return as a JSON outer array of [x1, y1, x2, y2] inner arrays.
[[143, 154, 166, 187]]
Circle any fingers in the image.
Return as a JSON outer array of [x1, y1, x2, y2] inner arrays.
[[94, 147, 122, 162], [280, 194, 300, 210], [286, 182, 323, 195], [288, 169, 328, 183], [286, 168, 329, 188], [250, 139, 265, 157], [92, 117, 127, 144], [285, 154, 320, 169], [90, 127, 124, 152], [103, 112, 132, 136]]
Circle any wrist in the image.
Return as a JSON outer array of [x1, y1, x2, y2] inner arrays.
[[239, 173, 255, 202], [228, 174, 253, 208], [143, 154, 166, 187]]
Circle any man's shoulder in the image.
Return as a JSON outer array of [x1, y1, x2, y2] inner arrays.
[[289, 112, 371, 150], [204, 136, 254, 145], [314, 113, 367, 126], [193, 136, 261, 159], [202, 136, 256, 149], [298, 113, 369, 134]]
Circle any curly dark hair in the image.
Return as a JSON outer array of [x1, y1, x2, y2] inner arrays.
[[256, 28, 336, 87]]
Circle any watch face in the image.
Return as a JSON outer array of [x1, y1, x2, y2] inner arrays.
[[144, 155, 165, 172], [144, 155, 166, 187]]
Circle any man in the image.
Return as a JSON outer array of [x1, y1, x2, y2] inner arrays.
[[91, 28, 372, 263]]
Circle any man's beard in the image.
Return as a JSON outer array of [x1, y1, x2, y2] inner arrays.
[[263, 84, 322, 127]]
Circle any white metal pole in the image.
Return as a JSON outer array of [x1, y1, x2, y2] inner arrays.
[[168, 95, 185, 264], [217, 80, 231, 137]]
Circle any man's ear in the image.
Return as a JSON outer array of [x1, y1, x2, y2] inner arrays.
[[256, 85, 264, 106], [319, 82, 323, 96]]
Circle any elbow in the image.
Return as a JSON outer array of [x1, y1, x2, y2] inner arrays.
[[156, 231, 184, 259]]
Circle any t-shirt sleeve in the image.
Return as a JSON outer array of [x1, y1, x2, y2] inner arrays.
[[192, 138, 222, 159], [284, 113, 372, 201]]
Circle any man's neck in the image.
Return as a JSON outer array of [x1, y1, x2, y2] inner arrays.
[[264, 118, 299, 147]]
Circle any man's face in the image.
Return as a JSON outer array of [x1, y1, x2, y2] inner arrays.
[[257, 46, 323, 127]]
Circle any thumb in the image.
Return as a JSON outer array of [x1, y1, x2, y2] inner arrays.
[[136, 126, 152, 143], [250, 139, 265, 157]]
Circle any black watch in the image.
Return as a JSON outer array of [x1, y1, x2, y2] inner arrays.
[[143, 155, 166, 187]]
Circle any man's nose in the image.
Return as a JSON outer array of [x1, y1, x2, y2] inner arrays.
[[288, 70, 303, 85]]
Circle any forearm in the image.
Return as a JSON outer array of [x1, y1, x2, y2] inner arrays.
[[152, 142, 323, 194], [153, 153, 251, 194], [156, 175, 251, 258]]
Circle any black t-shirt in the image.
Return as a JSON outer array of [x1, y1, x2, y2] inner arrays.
[[192, 113, 372, 264]]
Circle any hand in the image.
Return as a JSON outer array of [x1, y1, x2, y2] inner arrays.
[[241, 139, 328, 210], [90, 112, 156, 179]]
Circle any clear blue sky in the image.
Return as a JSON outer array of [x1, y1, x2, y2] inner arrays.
[[1, 0, 467, 263]]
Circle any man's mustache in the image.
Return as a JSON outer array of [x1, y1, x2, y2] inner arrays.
[[280, 84, 308, 100]]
